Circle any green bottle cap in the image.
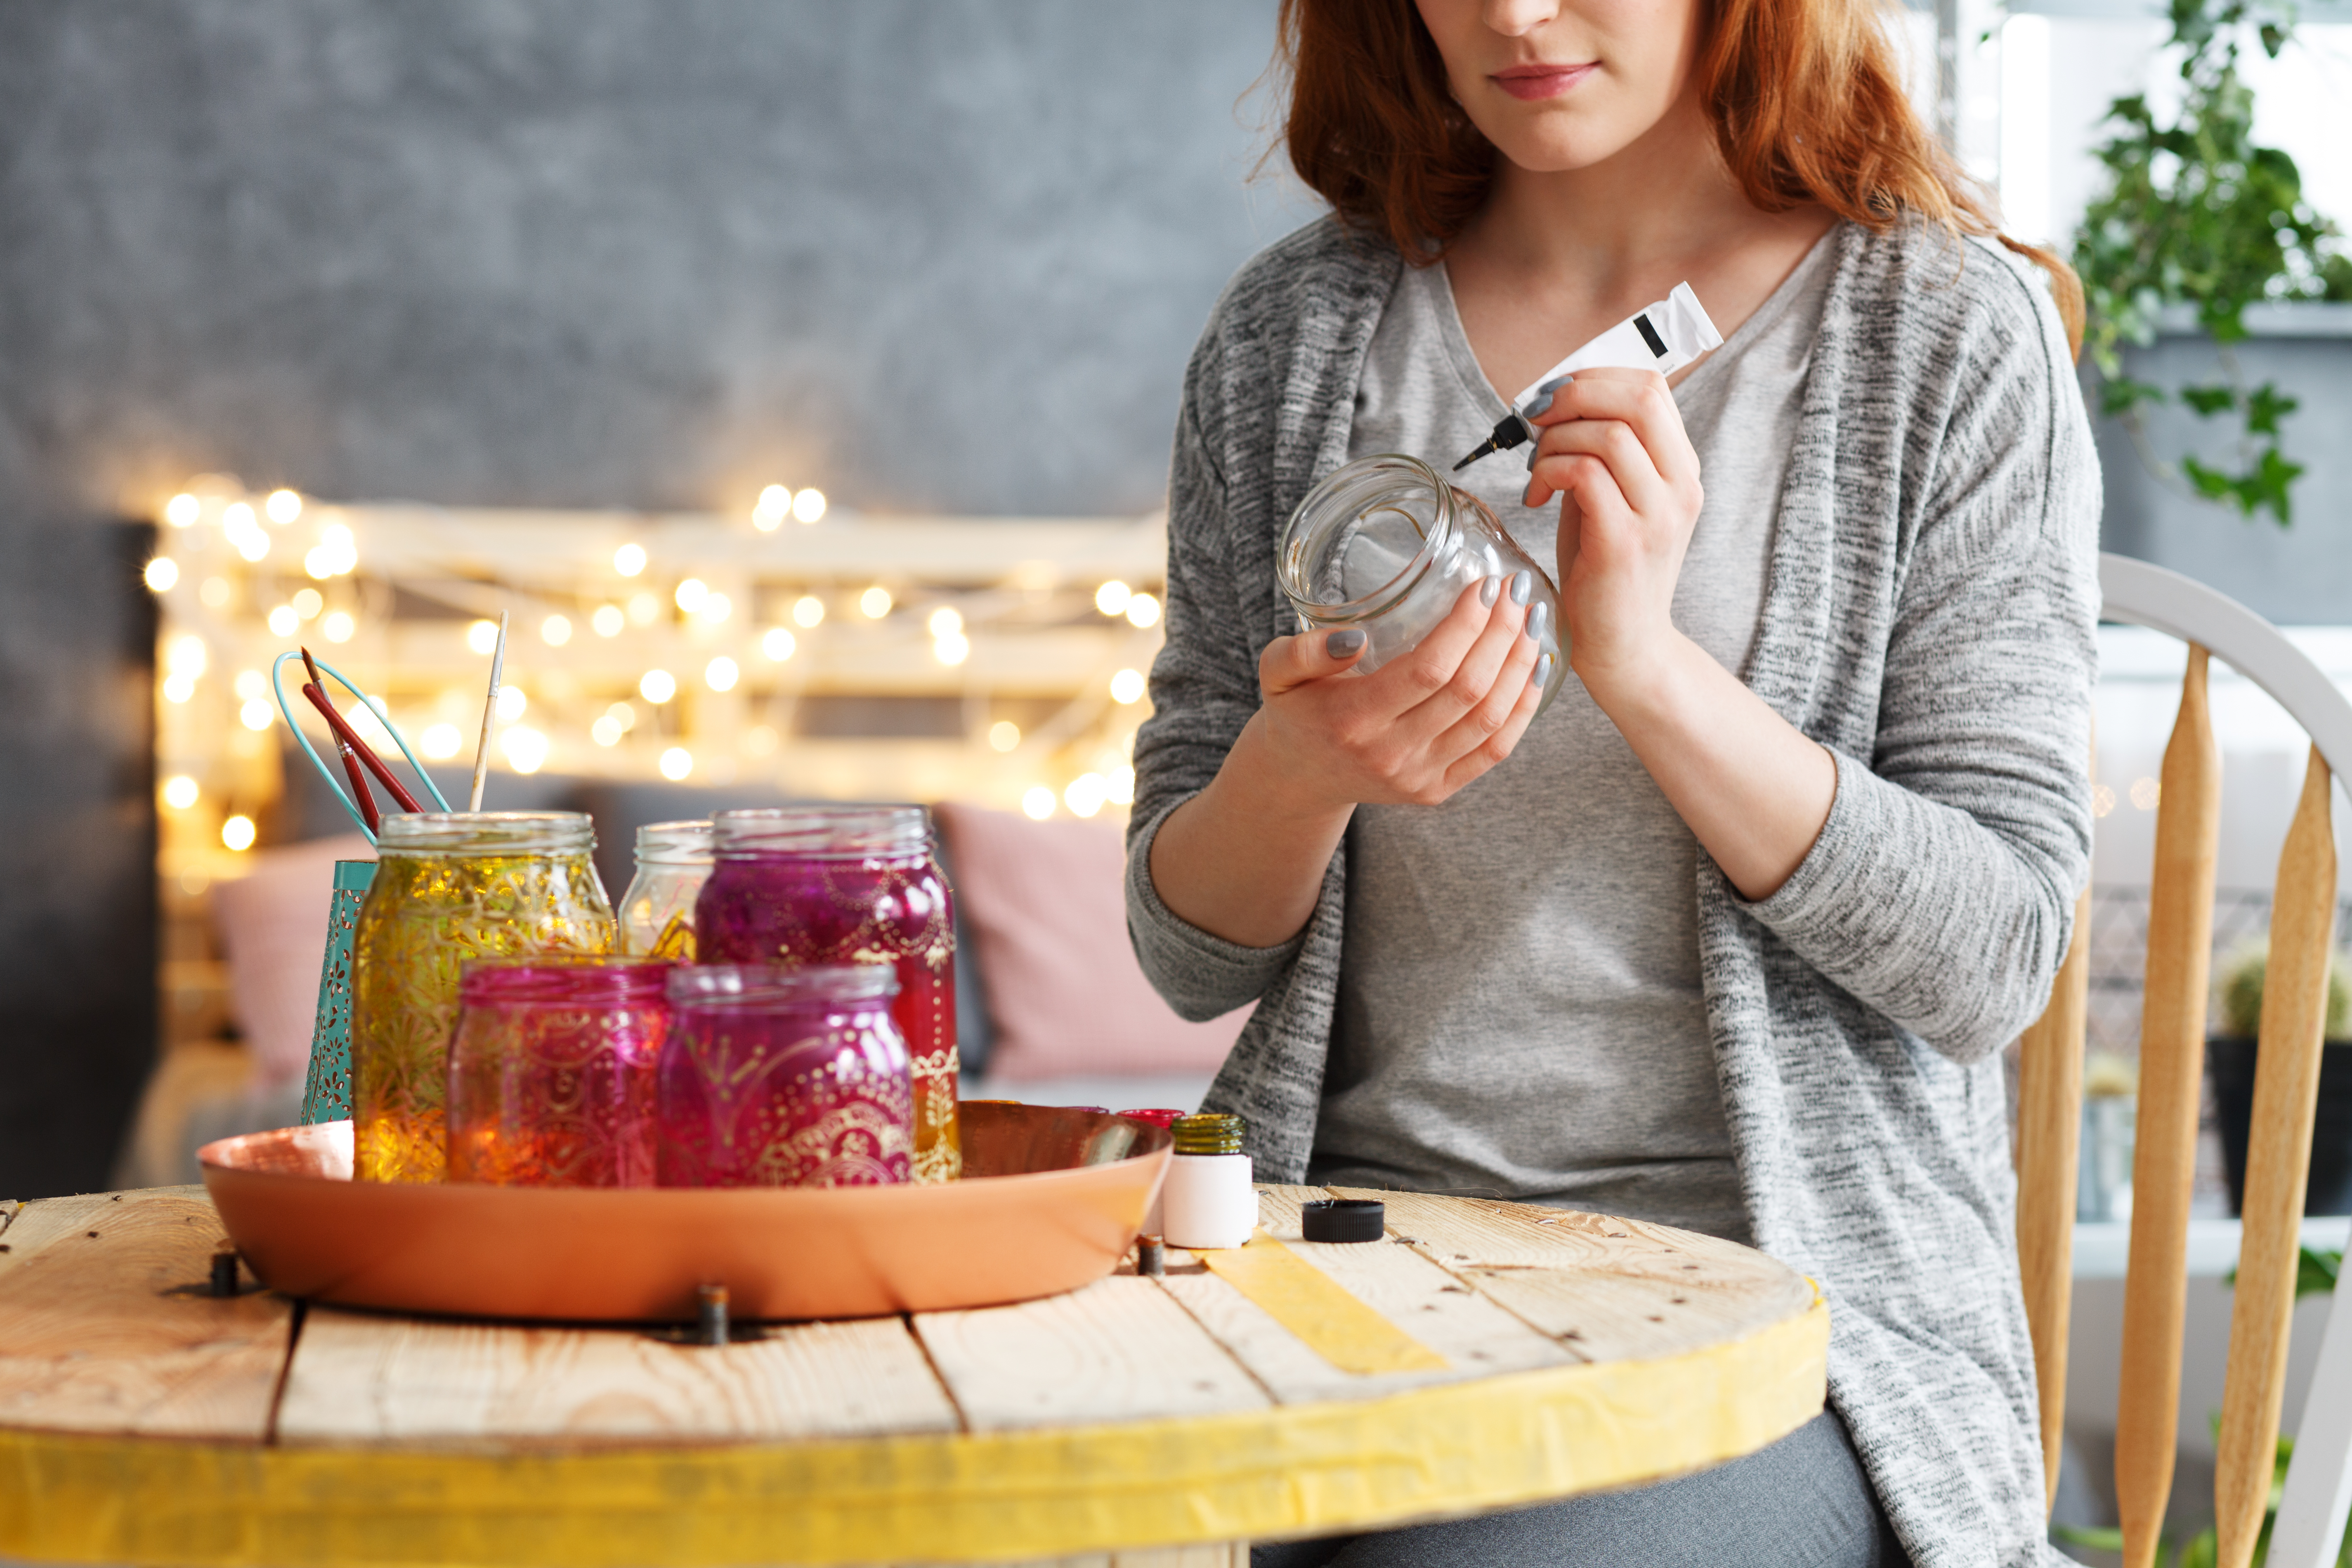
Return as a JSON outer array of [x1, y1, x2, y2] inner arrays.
[[1171, 1112, 1245, 1156]]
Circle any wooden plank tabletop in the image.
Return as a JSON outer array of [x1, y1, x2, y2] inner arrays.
[[0, 1185, 292, 1440], [0, 1183, 1825, 1568]]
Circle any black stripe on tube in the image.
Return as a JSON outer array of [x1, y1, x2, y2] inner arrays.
[[1634, 313, 1669, 358]]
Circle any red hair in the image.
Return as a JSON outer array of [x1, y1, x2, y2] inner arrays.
[[1273, 0, 2084, 354]]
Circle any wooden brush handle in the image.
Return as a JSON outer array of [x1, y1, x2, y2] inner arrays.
[[302, 680, 423, 814]]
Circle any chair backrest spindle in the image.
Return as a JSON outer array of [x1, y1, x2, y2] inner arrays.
[[2116, 643, 2223, 1568], [2016, 870, 2092, 1508], [2214, 745, 2336, 1567]]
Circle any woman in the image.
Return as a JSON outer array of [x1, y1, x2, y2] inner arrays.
[[1126, 0, 2098, 1564]]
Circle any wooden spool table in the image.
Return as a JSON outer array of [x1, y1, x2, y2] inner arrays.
[[0, 1182, 1825, 1568]]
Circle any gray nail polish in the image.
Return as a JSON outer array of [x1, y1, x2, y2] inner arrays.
[[1325, 628, 1366, 658], [1480, 576, 1501, 608], [1534, 652, 1554, 688], [1509, 571, 1533, 606], [1525, 601, 1550, 643]]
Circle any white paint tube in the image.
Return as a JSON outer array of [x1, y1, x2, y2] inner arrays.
[[1451, 282, 1725, 472]]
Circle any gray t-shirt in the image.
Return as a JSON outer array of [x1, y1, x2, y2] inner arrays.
[[1312, 236, 1835, 1239]]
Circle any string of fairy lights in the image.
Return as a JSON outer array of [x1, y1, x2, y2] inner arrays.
[[143, 476, 1171, 881]]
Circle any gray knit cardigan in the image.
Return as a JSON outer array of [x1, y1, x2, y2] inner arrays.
[[1123, 217, 2099, 1568]]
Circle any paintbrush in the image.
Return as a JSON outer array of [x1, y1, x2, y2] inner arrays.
[[298, 649, 424, 815], [468, 610, 509, 812], [302, 648, 380, 835]]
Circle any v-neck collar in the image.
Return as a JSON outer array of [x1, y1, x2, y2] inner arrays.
[[1423, 227, 1840, 415]]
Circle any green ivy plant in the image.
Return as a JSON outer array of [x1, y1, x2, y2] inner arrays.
[[2072, 0, 2352, 526]]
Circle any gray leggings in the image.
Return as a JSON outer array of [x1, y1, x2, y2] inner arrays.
[[1249, 1412, 1906, 1568]]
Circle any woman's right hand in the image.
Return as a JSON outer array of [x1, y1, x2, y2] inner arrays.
[[1252, 571, 1547, 813], [1149, 571, 1544, 948]]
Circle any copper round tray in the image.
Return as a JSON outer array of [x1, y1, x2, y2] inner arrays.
[[199, 1102, 1171, 1322]]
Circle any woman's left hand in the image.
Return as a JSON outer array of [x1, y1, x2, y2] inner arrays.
[[1521, 366, 1705, 699]]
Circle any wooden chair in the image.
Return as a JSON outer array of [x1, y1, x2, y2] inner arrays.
[[2016, 553, 2352, 1568]]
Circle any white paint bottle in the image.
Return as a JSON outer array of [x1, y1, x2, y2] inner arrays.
[[1162, 1112, 1257, 1250]]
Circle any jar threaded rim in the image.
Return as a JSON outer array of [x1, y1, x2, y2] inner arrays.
[[712, 805, 929, 858], [1172, 1112, 1245, 1155], [377, 811, 595, 855], [1276, 453, 1458, 623], [667, 961, 900, 1007], [635, 819, 714, 865], [458, 955, 673, 1006]]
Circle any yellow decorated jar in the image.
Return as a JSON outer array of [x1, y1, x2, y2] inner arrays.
[[352, 812, 616, 1182]]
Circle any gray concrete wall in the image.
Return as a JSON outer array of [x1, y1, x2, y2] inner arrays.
[[0, 0, 1308, 520], [0, 0, 1305, 1196]]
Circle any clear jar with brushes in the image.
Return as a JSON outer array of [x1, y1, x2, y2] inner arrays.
[[1277, 453, 1567, 713], [617, 820, 713, 959]]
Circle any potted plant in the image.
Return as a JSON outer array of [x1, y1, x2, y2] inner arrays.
[[2073, 0, 2352, 619], [2208, 938, 2352, 1216], [2076, 0, 2350, 523]]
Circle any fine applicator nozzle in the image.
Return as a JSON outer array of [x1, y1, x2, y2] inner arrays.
[[1452, 411, 1533, 472]]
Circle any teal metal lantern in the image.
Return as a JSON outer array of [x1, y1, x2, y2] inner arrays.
[[300, 859, 378, 1125]]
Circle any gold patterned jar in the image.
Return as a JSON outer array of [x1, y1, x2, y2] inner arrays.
[[352, 812, 616, 1183]]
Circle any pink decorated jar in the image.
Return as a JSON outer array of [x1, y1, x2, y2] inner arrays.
[[657, 963, 912, 1189], [695, 807, 960, 1183], [444, 956, 670, 1187]]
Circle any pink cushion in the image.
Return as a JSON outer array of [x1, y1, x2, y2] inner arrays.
[[210, 835, 375, 1090], [935, 803, 1249, 1082]]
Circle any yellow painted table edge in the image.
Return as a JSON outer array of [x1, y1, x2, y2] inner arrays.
[[0, 1294, 1828, 1568]]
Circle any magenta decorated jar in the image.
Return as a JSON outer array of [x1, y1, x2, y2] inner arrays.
[[657, 962, 912, 1189], [695, 806, 959, 1183], [444, 956, 669, 1188]]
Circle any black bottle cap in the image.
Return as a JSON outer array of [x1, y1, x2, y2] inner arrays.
[[1300, 1198, 1385, 1244]]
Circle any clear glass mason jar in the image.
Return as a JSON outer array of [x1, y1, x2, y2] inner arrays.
[[351, 812, 616, 1183], [1277, 453, 1567, 713], [694, 806, 961, 1184], [657, 962, 910, 1189], [617, 819, 713, 959]]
